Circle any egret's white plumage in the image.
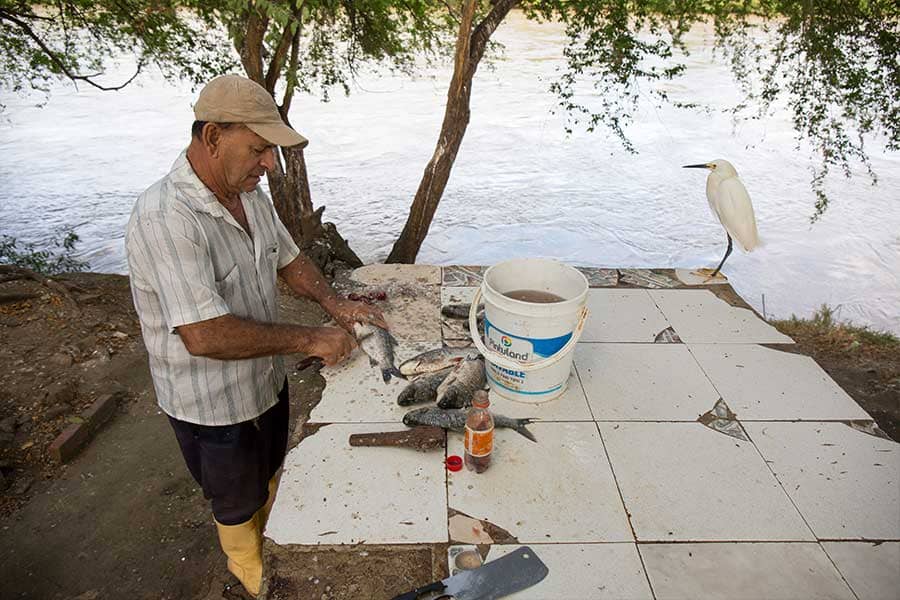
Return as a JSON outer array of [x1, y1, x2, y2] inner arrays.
[[683, 158, 759, 277]]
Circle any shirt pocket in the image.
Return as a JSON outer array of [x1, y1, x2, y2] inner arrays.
[[214, 264, 241, 310], [263, 243, 279, 283]]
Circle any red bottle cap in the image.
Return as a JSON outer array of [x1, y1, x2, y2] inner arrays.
[[446, 455, 463, 472]]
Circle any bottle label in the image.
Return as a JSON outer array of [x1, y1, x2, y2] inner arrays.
[[465, 425, 494, 457]]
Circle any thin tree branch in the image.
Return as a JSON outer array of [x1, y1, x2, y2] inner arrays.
[[0, 8, 144, 91], [440, 0, 461, 25], [264, 1, 302, 94], [240, 4, 269, 83], [280, 22, 302, 119]]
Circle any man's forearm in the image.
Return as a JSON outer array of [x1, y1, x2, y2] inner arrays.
[[278, 254, 341, 314], [177, 314, 317, 360]]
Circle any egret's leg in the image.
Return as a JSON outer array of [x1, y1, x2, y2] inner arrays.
[[710, 234, 733, 278]]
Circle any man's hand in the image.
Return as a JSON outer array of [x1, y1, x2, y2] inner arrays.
[[328, 298, 389, 333], [298, 326, 357, 366]]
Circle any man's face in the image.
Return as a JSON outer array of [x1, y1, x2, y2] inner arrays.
[[216, 126, 277, 194]]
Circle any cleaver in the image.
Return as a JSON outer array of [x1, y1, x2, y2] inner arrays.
[[391, 546, 549, 600]]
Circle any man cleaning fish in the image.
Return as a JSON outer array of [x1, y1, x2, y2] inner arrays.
[[125, 75, 388, 597]]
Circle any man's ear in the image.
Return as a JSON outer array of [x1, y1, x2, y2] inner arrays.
[[201, 123, 224, 158]]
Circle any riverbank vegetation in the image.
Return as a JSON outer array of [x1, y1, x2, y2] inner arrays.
[[2, 1, 897, 265]]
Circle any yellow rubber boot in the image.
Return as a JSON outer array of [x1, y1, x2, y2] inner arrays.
[[215, 516, 262, 596], [257, 476, 279, 530]]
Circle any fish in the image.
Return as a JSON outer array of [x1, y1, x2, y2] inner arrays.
[[353, 322, 404, 383], [440, 303, 484, 320], [397, 367, 454, 406], [398, 346, 473, 377], [402, 407, 537, 443], [436, 354, 486, 409]]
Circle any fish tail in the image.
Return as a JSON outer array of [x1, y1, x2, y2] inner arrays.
[[515, 419, 537, 443]]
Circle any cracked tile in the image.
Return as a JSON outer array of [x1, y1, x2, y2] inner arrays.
[[641, 543, 854, 600], [697, 398, 749, 441], [581, 289, 671, 342], [448, 514, 494, 545], [689, 345, 871, 420], [600, 422, 813, 541], [675, 268, 731, 286], [442, 265, 486, 287], [576, 344, 719, 421], [822, 542, 900, 600], [487, 369, 593, 422], [619, 269, 680, 288], [310, 342, 441, 423], [575, 267, 619, 287], [351, 264, 441, 286], [649, 289, 793, 343], [486, 544, 653, 599], [654, 326, 682, 343], [266, 423, 447, 545], [745, 422, 900, 540], [447, 423, 631, 543]]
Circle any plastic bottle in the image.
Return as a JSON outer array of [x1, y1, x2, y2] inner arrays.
[[464, 390, 494, 473]]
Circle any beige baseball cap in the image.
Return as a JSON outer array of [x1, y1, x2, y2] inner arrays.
[[193, 75, 307, 147]]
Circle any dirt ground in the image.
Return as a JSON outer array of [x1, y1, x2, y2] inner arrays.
[[0, 272, 344, 599], [0, 270, 896, 599]]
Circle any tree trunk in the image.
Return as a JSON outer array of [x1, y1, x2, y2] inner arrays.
[[386, 0, 517, 264], [386, 93, 472, 264]]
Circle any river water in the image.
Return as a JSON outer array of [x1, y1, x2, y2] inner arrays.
[[1, 14, 898, 333]]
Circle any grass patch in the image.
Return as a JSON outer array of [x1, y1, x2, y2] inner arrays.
[[772, 305, 898, 362]]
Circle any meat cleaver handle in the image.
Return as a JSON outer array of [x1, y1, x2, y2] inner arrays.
[[390, 580, 447, 600]]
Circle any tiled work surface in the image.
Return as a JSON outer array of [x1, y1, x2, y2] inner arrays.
[[267, 265, 899, 599]]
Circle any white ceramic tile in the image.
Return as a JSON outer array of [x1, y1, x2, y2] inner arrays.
[[649, 289, 793, 343], [441, 286, 478, 306], [690, 344, 871, 420], [351, 264, 441, 286], [581, 289, 671, 342], [382, 284, 442, 343], [823, 542, 900, 600], [575, 344, 720, 420], [599, 422, 813, 541], [310, 342, 440, 423], [486, 544, 653, 600], [641, 543, 855, 600], [447, 423, 632, 543], [746, 422, 900, 540], [487, 370, 594, 422], [266, 423, 447, 545]]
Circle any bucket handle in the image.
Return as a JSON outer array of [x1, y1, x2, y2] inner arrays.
[[468, 286, 589, 373]]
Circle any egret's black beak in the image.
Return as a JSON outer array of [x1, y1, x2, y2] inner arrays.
[[682, 163, 710, 169]]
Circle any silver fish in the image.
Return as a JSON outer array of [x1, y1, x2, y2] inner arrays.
[[398, 346, 472, 377], [436, 355, 486, 409], [397, 367, 454, 406], [402, 407, 537, 443], [353, 322, 404, 383]]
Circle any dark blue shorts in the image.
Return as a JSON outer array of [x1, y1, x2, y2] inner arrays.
[[168, 380, 289, 525]]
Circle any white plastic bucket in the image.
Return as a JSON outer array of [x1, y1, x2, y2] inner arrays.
[[469, 258, 589, 403]]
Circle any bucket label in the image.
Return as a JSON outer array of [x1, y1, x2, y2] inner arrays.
[[483, 319, 572, 361], [487, 363, 526, 390]]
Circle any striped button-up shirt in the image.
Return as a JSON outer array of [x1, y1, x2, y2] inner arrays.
[[125, 151, 300, 426]]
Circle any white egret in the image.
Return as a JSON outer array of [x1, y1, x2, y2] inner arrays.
[[683, 159, 759, 279]]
